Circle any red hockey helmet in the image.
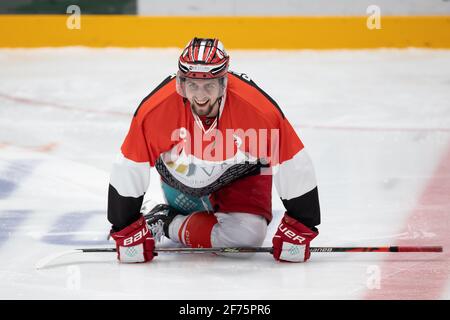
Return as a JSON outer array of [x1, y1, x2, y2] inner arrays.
[[176, 38, 229, 98]]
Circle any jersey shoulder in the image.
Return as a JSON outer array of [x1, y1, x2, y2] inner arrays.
[[227, 71, 285, 120], [133, 74, 180, 121]]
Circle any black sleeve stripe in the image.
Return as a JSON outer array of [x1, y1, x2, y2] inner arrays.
[[229, 71, 285, 119], [133, 74, 176, 117], [107, 184, 144, 231], [281, 187, 321, 229]]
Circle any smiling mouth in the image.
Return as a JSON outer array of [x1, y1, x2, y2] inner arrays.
[[194, 99, 209, 106]]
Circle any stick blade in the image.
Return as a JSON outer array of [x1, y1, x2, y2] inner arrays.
[[35, 249, 82, 270]]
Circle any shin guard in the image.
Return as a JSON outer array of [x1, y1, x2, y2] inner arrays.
[[178, 211, 218, 248]]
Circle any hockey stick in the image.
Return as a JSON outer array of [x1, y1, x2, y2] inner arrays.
[[35, 245, 442, 269]]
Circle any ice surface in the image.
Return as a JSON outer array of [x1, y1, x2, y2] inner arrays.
[[0, 48, 449, 299]]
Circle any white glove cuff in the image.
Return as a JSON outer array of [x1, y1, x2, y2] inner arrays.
[[280, 242, 306, 262]]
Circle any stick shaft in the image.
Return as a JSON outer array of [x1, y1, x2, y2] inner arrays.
[[37, 245, 442, 269], [80, 246, 443, 254], [310, 246, 443, 253]]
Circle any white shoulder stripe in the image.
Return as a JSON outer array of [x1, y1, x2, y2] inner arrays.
[[109, 153, 150, 198], [274, 149, 317, 200]]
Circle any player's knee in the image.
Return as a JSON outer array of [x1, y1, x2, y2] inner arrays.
[[212, 212, 267, 248]]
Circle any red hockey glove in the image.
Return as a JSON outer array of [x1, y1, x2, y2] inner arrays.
[[110, 215, 155, 263], [272, 214, 318, 262]]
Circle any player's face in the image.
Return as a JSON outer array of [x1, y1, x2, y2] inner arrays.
[[184, 78, 221, 116]]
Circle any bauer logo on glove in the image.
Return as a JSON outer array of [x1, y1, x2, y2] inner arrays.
[[272, 214, 318, 263], [110, 215, 155, 263]]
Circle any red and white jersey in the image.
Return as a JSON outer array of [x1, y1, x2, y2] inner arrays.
[[108, 72, 320, 230]]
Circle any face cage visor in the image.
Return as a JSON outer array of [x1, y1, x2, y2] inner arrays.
[[176, 72, 228, 99]]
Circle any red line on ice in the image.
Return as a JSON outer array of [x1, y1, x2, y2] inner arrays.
[[295, 124, 450, 133], [1, 92, 450, 133], [364, 143, 450, 299], [0, 92, 129, 117], [0, 142, 58, 153]]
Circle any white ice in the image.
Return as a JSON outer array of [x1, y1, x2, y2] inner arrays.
[[0, 48, 449, 299]]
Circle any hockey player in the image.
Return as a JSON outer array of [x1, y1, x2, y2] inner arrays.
[[108, 38, 321, 263]]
